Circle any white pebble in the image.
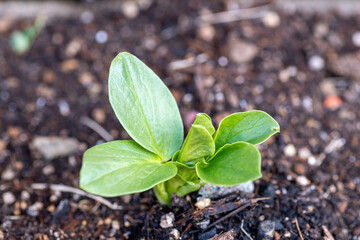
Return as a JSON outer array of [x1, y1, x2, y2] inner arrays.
[[195, 198, 211, 210], [218, 56, 228, 66], [80, 11, 94, 24], [284, 144, 296, 157], [262, 11, 281, 28], [308, 55, 325, 71], [3, 192, 16, 205], [296, 176, 310, 186], [170, 229, 180, 239], [112, 220, 120, 230], [122, 1, 139, 19], [284, 231, 291, 238], [21, 191, 30, 201], [160, 212, 175, 228], [95, 30, 108, 44], [1, 168, 15, 180], [352, 31, 360, 47], [58, 100, 70, 116], [42, 165, 55, 175], [298, 147, 312, 159]]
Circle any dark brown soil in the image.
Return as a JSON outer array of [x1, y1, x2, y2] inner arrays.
[[0, 1, 360, 239]]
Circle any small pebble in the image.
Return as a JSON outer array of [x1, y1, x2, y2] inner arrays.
[[95, 30, 108, 44], [42, 165, 55, 175], [195, 198, 211, 210], [296, 176, 310, 186], [122, 1, 139, 19], [298, 147, 312, 160], [1, 168, 15, 180], [320, 80, 337, 96], [170, 228, 180, 240], [283, 231, 291, 238], [160, 212, 175, 228], [21, 191, 30, 200], [257, 220, 275, 240], [112, 220, 120, 230], [352, 31, 360, 47], [105, 217, 112, 225], [27, 201, 43, 217], [92, 108, 106, 124], [197, 24, 215, 42], [262, 12, 280, 28], [308, 55, 325, 71], [284, 144, 296, 157], [3, 192, 16, 205], [195, 219, 210, 230], [80, 11, 94, 24], [323, 95, 342, 110]]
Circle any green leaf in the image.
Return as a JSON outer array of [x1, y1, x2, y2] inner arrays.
[[177, 125, 215, 163], [109, 52, 183, 160], [213, 110, 279, 150], [196, 142, 261, 186], [80, 140, 177, 197], [193, 113, 215, 135]]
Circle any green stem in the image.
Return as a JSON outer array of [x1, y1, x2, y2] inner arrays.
[[153, 182, 172, 206]]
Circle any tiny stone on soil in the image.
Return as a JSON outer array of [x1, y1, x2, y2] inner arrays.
[[112, 220, 120, 230], [298, 147, 312, 160], [352, 31, 360, 47], [121, 1, 139, 19], [95, 30, 108, 44], [2, 192, 16, 205], [32, 136, 80, 160], [195, 198, 211, 210], [257, 220, 275, 240], [198, 24, 215, 42], [284, 144, 296, 157], [170, 229, 180, 240], [1, 167, 15, 180], [308, 55, 325, 71], [27, 201, 44, 217], [296, 176, 310, 186], [262, 12, 280, 28], [160, 212, 175, 228], [323, 95, 342, 110]]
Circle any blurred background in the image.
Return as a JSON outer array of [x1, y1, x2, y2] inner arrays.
[[0, 0, 359, 239]]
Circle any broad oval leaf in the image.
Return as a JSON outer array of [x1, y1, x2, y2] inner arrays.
[[193, 113, 215, 136], [109, 52, 183, 160], [213, 110, 279, 150], [177, 125, 215, 163], [80, 140, 177, 197], [196, 142, 261, 186]]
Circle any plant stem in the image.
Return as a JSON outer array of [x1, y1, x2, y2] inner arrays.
[[153, 182, 172, 206]]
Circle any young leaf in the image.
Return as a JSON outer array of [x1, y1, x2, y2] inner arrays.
[[80, 140, 177, 197], [177, 125, 215, 163], [213, 110, 279, 151], [109, 52, 183, 160], [193, 113, 215, 135], [196, 142, 261, 186]]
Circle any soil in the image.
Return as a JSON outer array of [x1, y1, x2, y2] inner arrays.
[[0, 1, 360, 239]]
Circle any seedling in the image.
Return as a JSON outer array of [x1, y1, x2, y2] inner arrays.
[[9, 15, 46, 55], [80, 52, 280, 205]]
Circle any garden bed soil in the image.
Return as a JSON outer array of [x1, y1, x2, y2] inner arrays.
[[0, 1, 360, 239]]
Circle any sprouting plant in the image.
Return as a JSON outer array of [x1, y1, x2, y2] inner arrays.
[[79, 52, 280, 205], [9, 15, 46, 55]]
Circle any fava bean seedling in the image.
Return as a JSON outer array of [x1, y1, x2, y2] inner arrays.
[[80, 52, 280, 205]]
